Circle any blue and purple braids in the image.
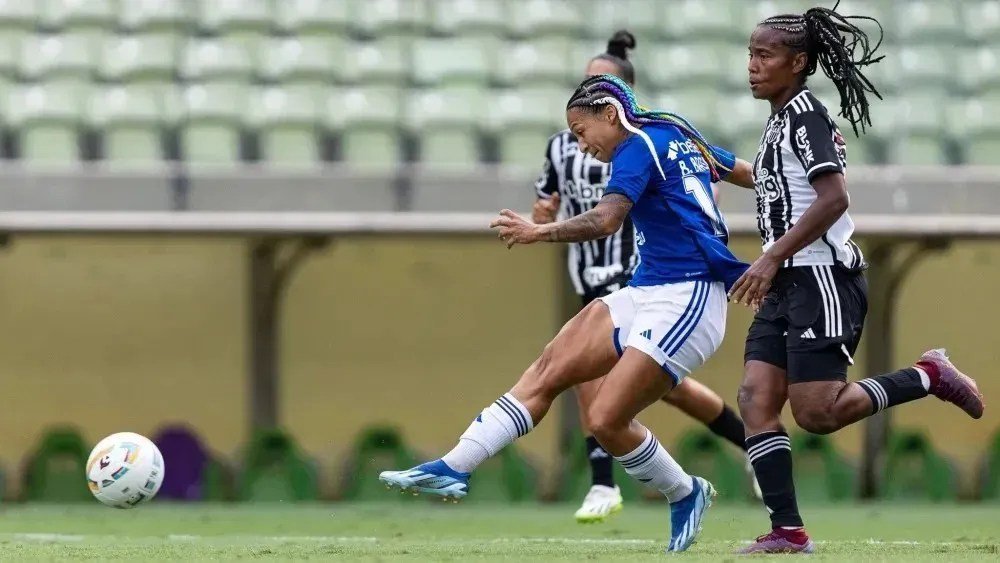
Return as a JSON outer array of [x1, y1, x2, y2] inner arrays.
[[566, 74, 732, 183]]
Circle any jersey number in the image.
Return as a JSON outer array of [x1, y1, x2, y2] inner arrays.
[[683, 175, 726, 237]]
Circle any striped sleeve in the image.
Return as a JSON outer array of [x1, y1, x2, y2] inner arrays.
[[790, 111, 843, 183], [534, 134, 560, 199]]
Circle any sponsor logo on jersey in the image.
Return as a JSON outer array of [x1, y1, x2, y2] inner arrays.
[[796, 125, 814, 165]]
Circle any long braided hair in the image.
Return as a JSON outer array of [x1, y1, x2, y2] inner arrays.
[[566, 74, 732, 183], [760, 1, 885, 135]]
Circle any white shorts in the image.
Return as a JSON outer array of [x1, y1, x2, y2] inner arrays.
[[599, 280, 728, 384]]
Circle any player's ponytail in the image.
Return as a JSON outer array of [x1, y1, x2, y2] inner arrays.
[[566, 74, 732, 182], [591, 30, 638, 85], [761, 0, 884, 135]]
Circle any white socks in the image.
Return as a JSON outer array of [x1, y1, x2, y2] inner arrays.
[[615, 428, 693, 503], [915, 367, 931, 392], [441, 393, 534, 474]]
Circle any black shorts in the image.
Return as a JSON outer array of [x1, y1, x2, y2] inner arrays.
[[744, 264, 868, 383]]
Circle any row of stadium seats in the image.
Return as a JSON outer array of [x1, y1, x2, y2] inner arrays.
[[1, 0, 999, 44], [16, 424, 1000, 502], [2, 82, 998, 167], [5, 33, 1000, 94]]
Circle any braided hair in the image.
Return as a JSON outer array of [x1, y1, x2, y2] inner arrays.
[[566, 74, 732, 182], [760, 1, 885, 135]]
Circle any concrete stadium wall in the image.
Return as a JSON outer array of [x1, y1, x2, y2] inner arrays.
[[0, 235, 996, 497]]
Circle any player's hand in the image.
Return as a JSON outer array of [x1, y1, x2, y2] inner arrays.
[[491, 209, 544, 249], [728, 253, 780, 308], [531, 193, 560, 224]]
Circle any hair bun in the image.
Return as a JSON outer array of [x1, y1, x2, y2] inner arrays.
[[606, 29, 637, 60]]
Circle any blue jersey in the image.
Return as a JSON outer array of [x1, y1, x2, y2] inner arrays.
[[605, 124, 749, 290]]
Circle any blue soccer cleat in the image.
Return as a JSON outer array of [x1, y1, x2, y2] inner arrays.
[[667, 476, 716, 552], [379, 459, 470, 502]]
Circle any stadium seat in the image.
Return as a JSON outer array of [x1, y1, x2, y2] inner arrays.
[[504, 0, 585, 39], [18, 33, 97, 85], [662, 0, 745, 41], [341, 426, 419, 501], [897, 46, 955, 94], [325, 86, 404, 169], [180, 83, 247, 164], [897, 1, 963, 44], [99, 33, 178, 85], [257, 36, 343, 86], [5, 83, 85, 163], [412, 38, 494, 87], [23, 427, 91, 502], [742, 0, 818, 33], [195, 0, 272, 36], [179, 38, 253, 84], [717, 95, 766, 157], [118, 0, 191, 33], [460, 447, 538, 503], [957, 47, 1000, 94], [428, 0, 507, 37], [885, 95, 949, 165], [0, 34, 16, 77], [87, 86, 165, 166], [273, 0, 350, 36], [790, 433, 855, 503], [238, 428, 318, 502], [248, 86, 322, 165], [39, 0, 115, 33], [349, 0, 427, 38], [645, 43, 729, 90], [487, 87, 566, 170], [964, 0, 1000, 43], [496, 39, 574, 87], [655, 88, 724, 144], [883, 431, 956, 501], [674, 430, 748, 502], [340, 38, 409, 86], [0, 0, 37, 42], [585, 0, 669, 41], [153, 425, 232, 501], [405, 87, 485, 168], [946, 95, 1000, 165], [980, 430, 1000, 501]]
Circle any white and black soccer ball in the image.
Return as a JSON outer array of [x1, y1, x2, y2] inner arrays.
[[86, 432, 165, 508]]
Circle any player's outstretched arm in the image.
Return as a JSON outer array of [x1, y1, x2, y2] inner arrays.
[[721, 158, 755, 190], [490, 193, 632, 249]]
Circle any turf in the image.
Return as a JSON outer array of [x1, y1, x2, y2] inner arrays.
[[0, 502, 997, 561]]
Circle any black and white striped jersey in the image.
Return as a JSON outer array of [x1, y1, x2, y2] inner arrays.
[[535, 129, 638, 295], [752, 88, 864, 270]]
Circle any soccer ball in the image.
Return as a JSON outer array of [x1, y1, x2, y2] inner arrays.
[[86, 432, 165, 508]]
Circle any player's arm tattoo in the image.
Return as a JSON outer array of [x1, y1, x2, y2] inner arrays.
[[545, 193, 632, 243]]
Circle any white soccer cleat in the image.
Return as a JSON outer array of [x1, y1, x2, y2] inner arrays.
[[746, 457, 763, 500], [574, 485, 624, 523]]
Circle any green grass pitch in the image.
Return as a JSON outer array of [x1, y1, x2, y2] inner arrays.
[[0, 502, 997, 560]]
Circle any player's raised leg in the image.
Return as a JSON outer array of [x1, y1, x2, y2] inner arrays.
[[378, 300, 618, 499]]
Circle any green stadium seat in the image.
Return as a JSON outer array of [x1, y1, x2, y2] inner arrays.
[[504, 0, 585, 39], [674, 430, 748, 502], [946, 95, 1000, 165], [349, 0, 427, 38], [825, 1, 892, 37], [732, 130, 764, 168], [957, 47, 1000, 94], [498, 39, 573, 87], [325, 86, 403, 169], [23, 427, 91, 502], [238, 428, 319, 502], [885, 95, 949, 165], [248, 86, 322, 165], [18, 34, 97, 84], [883, 431, 956, 502], [428, 0, 506, 37], [413, 38, 494, 87], [5, 83, 84, 163], [342, 426, 419, 501], [964, 0, 1000, 43], [646, 43, 728, 90], [180, 83, 247, 164], [88, 86, 164, 166], [99, 34, 178, 84], [39, 0, 115, 33], [585, 0, 669, 41], [405, 87, 485, 167], [897, 46, 955, 93], [0, 0, 36, 41], [487, 87, 566, 170], [717, 95, 766, 155], [195, 0, 272, 36], [655, 88, 724, 144], [791, 433, 855, 503], [662, 0, 745, 41], [257, 37, 342, 86], [179, 38, 253, 84], [341, 38, 409, 86], [273, 0, 350, 36], [897, 1, 962, 44], [118, 0, 191, 33], [0, 34, 19, 78], [742, 1, 816, 34], [980, 430, 1000, 500]]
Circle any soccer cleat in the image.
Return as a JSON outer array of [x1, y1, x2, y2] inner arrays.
[[920, 349, 985, 419], [378, 459, 469, 500], [666, 476, 716, 552], [746, 457, 763, 500], [736, 527, 815, 554], [574, 485, 624, 523]]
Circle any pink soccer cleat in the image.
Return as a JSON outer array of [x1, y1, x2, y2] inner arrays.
[[737, 527, 815, 554], [919, 349, 985, 419]]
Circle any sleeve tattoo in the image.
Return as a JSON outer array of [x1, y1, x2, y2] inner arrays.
[[546, 193, 633, 243]]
